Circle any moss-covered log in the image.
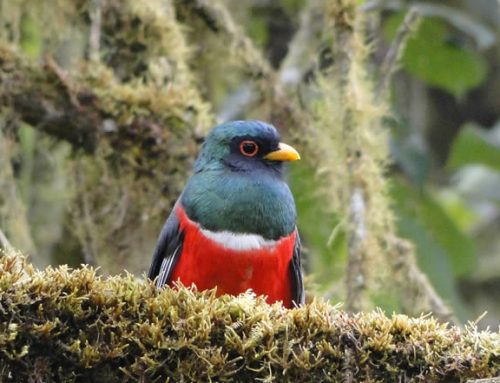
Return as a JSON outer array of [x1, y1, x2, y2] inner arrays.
[[0, 252, 498, 382]]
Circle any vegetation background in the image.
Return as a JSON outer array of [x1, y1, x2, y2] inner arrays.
[[0, 0, 499, 328]]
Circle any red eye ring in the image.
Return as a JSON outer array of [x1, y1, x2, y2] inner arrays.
[[239, 140, 259, 157]]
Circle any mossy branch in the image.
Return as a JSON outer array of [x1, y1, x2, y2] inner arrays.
[[327, 0, 380, 313], [0, 252, 498, 382], [314, 0, 454, 322], [0, 44, 205, 167], [1, 0, 216, 273], [0, 35, 210, 272]]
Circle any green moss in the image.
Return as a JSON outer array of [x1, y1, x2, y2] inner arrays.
[[0, 252, 498, 382], [0, 40, 212, 274]]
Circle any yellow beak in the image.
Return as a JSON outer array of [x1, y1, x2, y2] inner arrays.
[[263, 142, 301, 162]]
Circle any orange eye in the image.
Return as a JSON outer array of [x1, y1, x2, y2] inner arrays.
[[239, 140, 259, 157]]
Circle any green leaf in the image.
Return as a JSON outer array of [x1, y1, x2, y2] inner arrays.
[[391, 179, 472, 320], [20, 14, 42, 58], [412, 3, 496, 50], [394, 204, 469, 320], [419, 191, 476, 277], [391, 179, 476, 278], [384, 14, 488, 98], [447, 126, 500, 172], [280, 0, 305, 14], [390, 135, 431, 188], [435, 189, 479, 232], [247, 16, 268, 48]]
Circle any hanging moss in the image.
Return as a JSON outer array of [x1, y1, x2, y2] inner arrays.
[[0, 252, 498, 382], [0, 0, 219, 269], [0, 42, 210, 273]]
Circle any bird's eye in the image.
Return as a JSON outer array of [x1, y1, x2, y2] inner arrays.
[[239, 140, 259, 157]]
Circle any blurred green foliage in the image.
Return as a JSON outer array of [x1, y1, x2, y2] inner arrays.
[[447, 127, 500, 172], [19, 13, 41, 58], [391, 180, 472, 320], [380, 3, 499, 325], [385, 14, 488, 98]]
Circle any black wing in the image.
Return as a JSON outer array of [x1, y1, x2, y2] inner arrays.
[[148, 202, 185, 287], [289, 229, 305, 306]]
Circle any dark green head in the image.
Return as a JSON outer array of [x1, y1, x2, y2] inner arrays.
[[181, 120, 300, 239], [193, 120, 299, 175]]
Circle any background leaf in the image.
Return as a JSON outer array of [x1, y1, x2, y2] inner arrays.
[[391, 179, 474, 319], [385, 14, 488, 98], [447, 126, 500, 172]]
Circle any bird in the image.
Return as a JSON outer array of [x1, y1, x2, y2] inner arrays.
[[148, 120, 304, 308]]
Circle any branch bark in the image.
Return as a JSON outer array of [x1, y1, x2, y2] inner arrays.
[[375, 7, 420, 102]]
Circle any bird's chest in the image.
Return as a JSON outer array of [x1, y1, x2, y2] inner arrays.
[[182, 172, 296, 240], [170, 207, 295, 307]]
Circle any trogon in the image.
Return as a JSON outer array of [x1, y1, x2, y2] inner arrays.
[[148, 120, 304, 308]]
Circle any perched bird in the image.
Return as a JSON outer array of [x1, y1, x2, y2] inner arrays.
[[148, 120, 304, 308]]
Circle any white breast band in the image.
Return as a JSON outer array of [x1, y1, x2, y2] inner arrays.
[[199, 228, 278, 251]]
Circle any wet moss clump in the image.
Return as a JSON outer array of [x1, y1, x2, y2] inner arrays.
[[0, 252, 498, 382]]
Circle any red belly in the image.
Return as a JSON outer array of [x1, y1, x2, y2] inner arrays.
[[170, 207, 296, 308]]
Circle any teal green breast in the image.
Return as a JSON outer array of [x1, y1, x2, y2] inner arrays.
[[181, 169, 296, 240]]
